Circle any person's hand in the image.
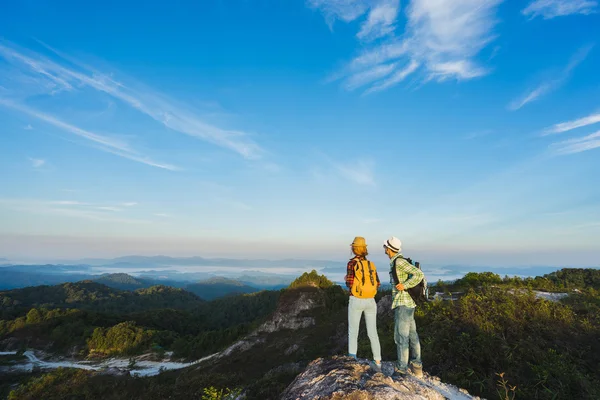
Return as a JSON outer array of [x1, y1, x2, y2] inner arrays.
[[395, 283, 405, 291]]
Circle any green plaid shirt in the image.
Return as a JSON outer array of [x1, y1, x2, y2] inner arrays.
[[389, 253, 424, 309]]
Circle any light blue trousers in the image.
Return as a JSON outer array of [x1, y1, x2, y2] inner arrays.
[[348, 296, 382, 361], [394, 305, 422, 371]]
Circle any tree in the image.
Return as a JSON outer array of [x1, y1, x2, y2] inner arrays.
[[25, 308, 42, 324], [289, 270, 333, 289]]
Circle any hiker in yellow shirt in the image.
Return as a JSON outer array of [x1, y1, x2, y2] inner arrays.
[[344, 236, 382, 372]]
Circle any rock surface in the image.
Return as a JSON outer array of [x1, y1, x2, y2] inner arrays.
[[280, 356, 482, 400], [257, 289, 322, 333], [198, 288, 324, 362]]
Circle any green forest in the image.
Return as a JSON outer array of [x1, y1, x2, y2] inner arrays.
[[1, 268, 599, 400]]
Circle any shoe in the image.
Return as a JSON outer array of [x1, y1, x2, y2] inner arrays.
[[393, 366, 408, 377], [369, 360, 382, 373], [347, 353, 358, 361], [410, 362, 423, 378]]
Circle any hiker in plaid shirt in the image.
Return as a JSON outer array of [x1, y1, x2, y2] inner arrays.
[[384, 236, 424, 378]]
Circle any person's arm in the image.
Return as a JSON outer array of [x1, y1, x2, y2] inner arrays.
[[345, 259, 357, 290], [395, 258, 424, 289]]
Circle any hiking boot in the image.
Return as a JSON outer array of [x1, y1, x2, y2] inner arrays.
[[410, 362, 423, 378], [393, 365, 408, 378], [369, 360, 382, 373]]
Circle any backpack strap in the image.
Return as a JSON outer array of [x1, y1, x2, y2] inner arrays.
[[390, 257, 400, 285], [359, 259, 366, 286], [367, 260, 375, 286]]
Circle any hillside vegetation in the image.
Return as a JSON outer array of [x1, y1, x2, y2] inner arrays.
[[1, 268, 599, 400], [0, 282, 280, 359], [288, 269, 333, 289]]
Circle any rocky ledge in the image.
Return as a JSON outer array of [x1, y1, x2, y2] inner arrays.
[[280, 356, 482, 400]]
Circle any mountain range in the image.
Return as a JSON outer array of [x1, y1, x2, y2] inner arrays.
[[55, 255, 346, 270], [0, 264, 292, 296]]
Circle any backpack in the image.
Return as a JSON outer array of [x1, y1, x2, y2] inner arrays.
[[391, 257, 429, 305], [351, 258, 378, 299]]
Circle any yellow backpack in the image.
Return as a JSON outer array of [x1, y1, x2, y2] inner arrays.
[[351, 258, 378, 298]]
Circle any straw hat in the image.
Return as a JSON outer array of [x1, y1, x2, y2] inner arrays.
[[351, 236, 367, 247]]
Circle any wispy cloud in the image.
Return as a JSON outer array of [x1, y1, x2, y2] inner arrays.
[[307, 0, 371, 28], [508, 45, 593, 110], [51, 200, 84, 205], [523, 0, 598, 20], [364, 60, 420, 94], [311, 0, 504, 94], [463, 129, 493, 140], [0, 99, 178, 171], [214, 197, 253, 211], [28, 157, 45, 168], [357, 0, 401, 42], [542, 111, 600, 135], [331, 159, 376, 186], [551, 130, 600, 154], [153, 213, 172, 218], [0, 41, 263, 160], [0, 199, 150, 224], [95, 206, 122, 212], [24, 124, 33, 130]]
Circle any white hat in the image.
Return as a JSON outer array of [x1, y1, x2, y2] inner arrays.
[[384, 236, 402, 253]]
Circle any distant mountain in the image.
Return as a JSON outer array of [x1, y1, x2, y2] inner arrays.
[[186, 277, 259, 300], [237, 271, 297, 289], [93, 273, 188, 291], [58, 255, 345, 270], [93, 273, 149, 291], [0, 265, 95, 290], [0, 258, 9, 264]]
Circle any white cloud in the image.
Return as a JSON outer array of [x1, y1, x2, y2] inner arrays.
[[0, 199, 149, 224], [542, 111, 600, 135], [312, 0, 504, 93], [51, 200, 84, 205], [343, 63, 397, 90], [463, 129, 493, 140], [357, 0, 401, 42], [523, 0, 598, 20], [0, 41, 264, 160], [508, 45, 593, 111], [307, 0, 371, 26], [364, 60, 419, 94], [28, 157, 45, 168], [332, 159, 376, 186], [154, 213, 171, 218], [0, 99, 178, 171], [551, 130, 600, 154], [95, 206, 122, 212], [24, 124, 33, 130], [122, 202, 138, 207]]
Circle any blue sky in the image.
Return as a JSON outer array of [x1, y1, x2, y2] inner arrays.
[[0, 0, 599, 267]]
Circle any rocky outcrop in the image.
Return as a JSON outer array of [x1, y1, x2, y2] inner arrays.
[[257, 289, 323, 333], [280, 356, 482, 400], [200, 288, 325, 361]]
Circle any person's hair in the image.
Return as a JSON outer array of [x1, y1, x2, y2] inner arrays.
[[352, 245, 368, 258]]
